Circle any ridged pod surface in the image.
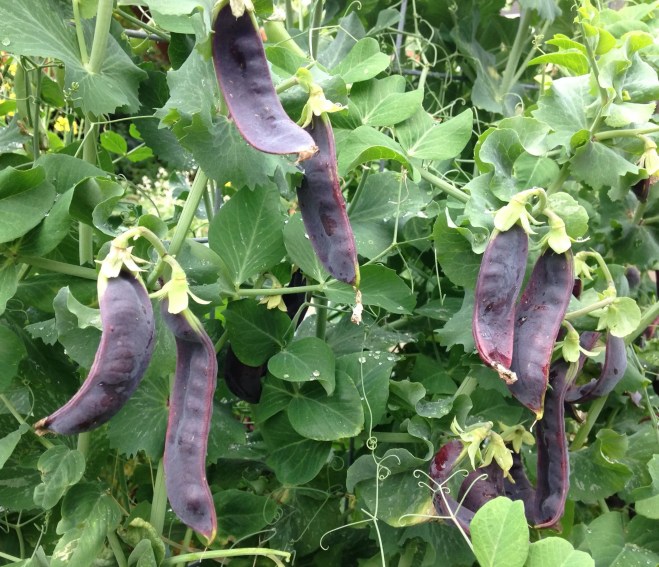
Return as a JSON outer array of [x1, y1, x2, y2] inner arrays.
[[508, 249, 574, 418], [472, 226, 528, 381], [297, 114, 359, 285], [35, 271, 155, 435], [457, 463, 504, 514], [212, 4, 316, 157], [161, 302, 217, 543]]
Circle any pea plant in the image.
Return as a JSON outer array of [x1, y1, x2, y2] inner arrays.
[[0, 0, 658, 565]]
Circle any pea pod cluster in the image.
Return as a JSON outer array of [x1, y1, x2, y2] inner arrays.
[[35, 271, 155, 435]]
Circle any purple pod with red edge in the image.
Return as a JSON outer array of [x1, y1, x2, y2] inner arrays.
[[35, 271, 155, 435], [565, 333, 627, 403], [212, 4, 316, 158], [508, 249, 574, 419], [297, 114, 360, 285], [472, 226, 528, 382], [161, 301, 217, 544]]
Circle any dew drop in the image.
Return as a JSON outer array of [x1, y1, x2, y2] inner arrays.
[[2, 38, 10, 46], [312, 370, 320, 377]]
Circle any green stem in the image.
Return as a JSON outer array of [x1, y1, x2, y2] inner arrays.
[[418, 168, 469, 204], [546, 162, 570, 195], [72, 0, 89, 65], [107, 531, 128, 567], [594, 125, 659, 141], [236, 283, 324, 297], [642, 214, 659, 225], [571, 395, 607, 451], [0, 394, 54, 450], [76, 432, 90, 458], [275, 74, 299, 94], [285, 0, 294, 29], [181, 528, 193, 555], [581, 22, 610, 112], [32, 65, 42, 160], [499, 8, 532, 102], [168, 170, 209, 258], [643, 386, 659, 446], [509, 19, 552, 86], [18, 256, 98, 280], [202, 184, 214, 222], [115, 8, 171, 41], [625, 300, 659, 346], [361, 432, 420, 444], [214, 330, 228, 354], [347, 167, 370, 215], [632, 200, 648, 224], [0, 550, 21, 563], [564, 295, 615, 321], [309, 0, 324, 59], [454, 375, 478, 399], [150, 459, 167, 536], [88, 0, 114, 74], [263, 20, 306, 58], [161, 549, 292, 566], [315, 294, 328, 340], [577, 251, 615, 289], [79, 115, 97, 266]]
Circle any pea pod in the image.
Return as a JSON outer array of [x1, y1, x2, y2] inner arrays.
[[35, 271, 155, 435], [161, 302, 217, 543], [472, 225, 528, 382], [212, 4, 316, 158], [457, 463, 504, 514], [297, 114, 359, 285], [508, 249, 574, 419]]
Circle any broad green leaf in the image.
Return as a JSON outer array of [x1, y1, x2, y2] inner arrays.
[[145, 0, 215, 34], [283, 213, 330, 283], [604, 102, 656, 128], [99, 131, 128, 155], [288, 370, 364, 440], [0, 424, 29, 470], [325, 265, 416, 314], [512, 154, 560, 189], [52, 287, 101, 368], [69, 177, 125, 235], [207, 402, 254, 462], [631, 455, 659, 519], [471, 497, 529, 567], [317, 11, 366, 69], [346, 448, 432, 527], [127, 540, 158, 567], [117, 518, 166, 566], [0, 166, 55, 244], [260, 412, 332, 485], [332, 38, 390, 84], [52, 483, 122, 567], [224, 300, 291, 366], [396, 108, 473, 161], [434, 294, 476, 351], [33, 446, 85, 510], [0, 0, 145, 115], [19, 189, 75, 256], [337, 126, 411, 176], [547, 192, 589, 238], [526, 537, 594, 567], [209, 185, 286, 287], [0, 118, 28, 152], [349, 77, 423, 127], [0, 262, 19, 317], [570, 141, 639, 191], [0, 325, 27, 393], [252, 376, 294, 423], [36, 153, 108, 194], [432, 211, 481, 289], [570, 429, 633, 502], [337, 351, 395, 428], [476, 129, 525, 199], [0, 466, 42, 511], [528, 52, 589, 75], [519, 0, 561, 21], [496, 116, 553, 156], [268, 337, 336, 395], [216, 489, 278, 540]]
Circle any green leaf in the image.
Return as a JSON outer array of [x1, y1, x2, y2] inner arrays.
[[69, 177, 125, 236], [325, 265, 416, 314], [348, 76, 423, 127], [99, 131, 128, 155], [0, 466, 42, 511], [0, 166, 56, 244], [0, 424, 28, 470], [0, 325, 27, 393], [547, 192, 589, 238], [37, 153, 108, 194], [0, 263, 19, 317], [19, 189, 75, 256], [126, 146, 154, 163], [594, 297, 642, 338], [268, 337, 336, 395], [0, 117, 28, 152], [604, 102, 656, 128], [216, 489, 278, 540], [476, 129, 525, 199], [432, 210, 481, 289], [127, 540, 158, 567], [570, 429, 633, 503], [287, 370, 364, 440], [332, 38, 390, 84], [224, 300, 291, 366], [0, 0, 145, 115], [208, 185, 286, 287], [52, 483, 122, 567], [283, 213, 329, 283], [569, 141, 639, 191], [33, 446, 85, 510], [471, 497, 529, 567], [52, 287, 101, 368], [519, 0, 561, 21], [434, 293, 476, 352], [337, 126, 411, 176], [337, 351, 395, 428], [260, 412, 332, 485], [117, 518, 166, 566], [396, 108, 473, 161], [525, 537, 594, 567], [528, 52, 589, 75], [252, 376, 294, 423], [631, 455, 659, 519], [512, 154, 560, 189]]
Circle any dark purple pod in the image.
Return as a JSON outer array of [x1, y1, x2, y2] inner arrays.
[[35, 271, 155, 435], [161, 302, 217, 544], [297, 114, 360, 285], [212, 4, 316, 158], [429, 440, 474, 533], [565, 334, 627, 403], [472, 226, 528, 382], [457, 463, 504, 513], [508, 249, 574, 419], [504, 452, 536, 523]]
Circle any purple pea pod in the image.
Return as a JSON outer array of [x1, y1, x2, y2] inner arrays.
[[472, 226, 528, 383], [504, 452, 537, 523], [212, 4, 316, 159], [457, 463, 505, 514], [297, 114, 360, 285], [565, 333, 627, 404], [35, 271, 155, 435], [161, 302, 217, 544], [508, 249, 574, 419]]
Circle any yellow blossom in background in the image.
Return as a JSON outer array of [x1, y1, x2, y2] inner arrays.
[[54, 116, 78, 135]]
